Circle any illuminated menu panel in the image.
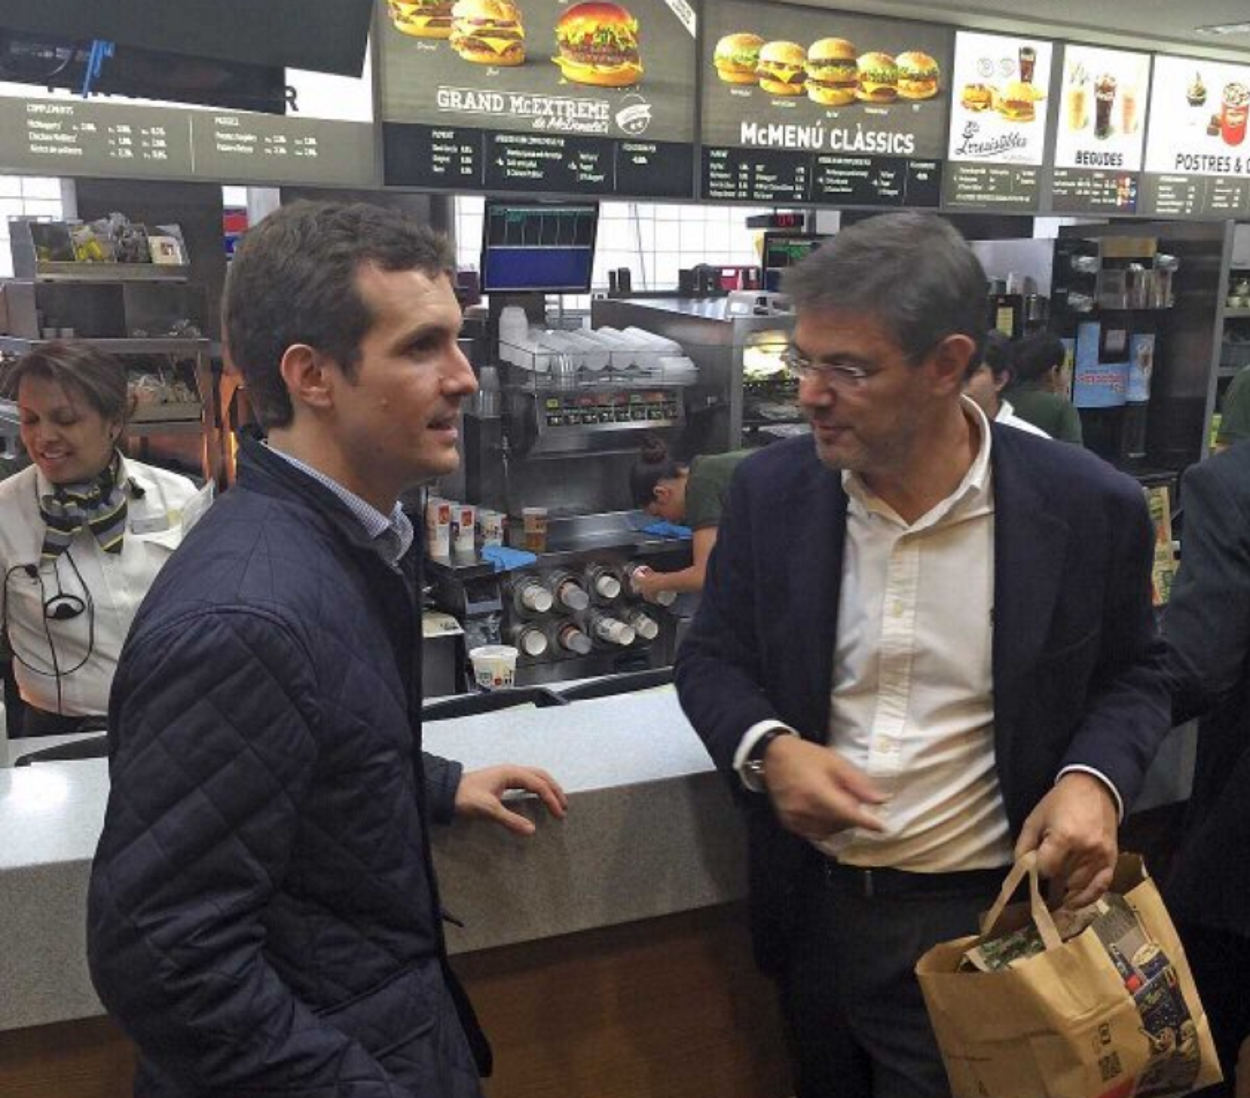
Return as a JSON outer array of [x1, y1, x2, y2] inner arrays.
[[943, 31, 1052, 210], [0, 62, 375, 185], [698, 0, 952, 206], [1141, 54, 1250, 217], [380, 0, 696, 197], [1050, 44, 1150, 214]]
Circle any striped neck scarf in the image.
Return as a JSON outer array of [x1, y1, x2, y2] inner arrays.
[[39, 452, 129, 561]]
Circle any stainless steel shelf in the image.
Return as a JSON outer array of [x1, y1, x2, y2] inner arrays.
[[1224, 310, 1250, 320], [0, 337, 210, 355]]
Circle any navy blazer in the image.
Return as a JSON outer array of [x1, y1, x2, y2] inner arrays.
[[675, 424, 1171, 974], [1162, 444, 1250, 937]]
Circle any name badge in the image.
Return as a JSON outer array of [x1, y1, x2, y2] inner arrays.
[[130, 513, 172, 535]]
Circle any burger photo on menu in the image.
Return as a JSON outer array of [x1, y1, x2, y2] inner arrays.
[[389, 0, 455, 38], [553, 1, 643, 87], [449, 0, 526, 65], [757, 41, 807, 97], [805, 38, 858, 106], [714, 32, 765, 85], [896, 51, 940, 100], [855, 51, 898, 102]]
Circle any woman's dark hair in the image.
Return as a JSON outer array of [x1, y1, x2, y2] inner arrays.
[[629, 435, 688, 509], [224, 200, 456, 429], [1011, 333, 1068, 384], [0, 341, 135, 424]]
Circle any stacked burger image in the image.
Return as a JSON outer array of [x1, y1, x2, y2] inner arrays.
[[713, 31, 939, 105], [387, 0, 643, 87]]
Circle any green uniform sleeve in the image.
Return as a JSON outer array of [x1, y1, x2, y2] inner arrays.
[[683, 452, 748, 531]]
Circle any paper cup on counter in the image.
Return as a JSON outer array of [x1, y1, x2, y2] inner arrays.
[[469, 645, 518, 691], [453, 503, 476, 554], [425, 497, 452, 558], [521, 506, 548, 552], [479, 509, 505, 547]]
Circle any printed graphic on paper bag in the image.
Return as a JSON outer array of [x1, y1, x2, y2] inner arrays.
[[1091, 895, 1202, 1098]]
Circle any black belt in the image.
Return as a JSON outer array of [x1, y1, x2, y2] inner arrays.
[[19, 706, 107, 739], [819, 859, 1009, 899]]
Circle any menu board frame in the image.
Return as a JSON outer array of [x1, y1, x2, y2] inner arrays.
[[379, 0, 698, 199], [1139, 52, 1250, 219], [1048, 43, 1152, 217], [697, 0, 953, 209], [0, 38, 381, 188]]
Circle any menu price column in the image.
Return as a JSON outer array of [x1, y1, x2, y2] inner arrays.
[[810, 156, 942, 207], [1051, 169, 1139, 214], [1139, 175, 1206, 218], [383, 123, 484, 188], [702, 146, 811, 203], [942, 163, 1040, 210]]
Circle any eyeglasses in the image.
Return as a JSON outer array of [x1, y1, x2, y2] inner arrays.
[[780, 345, 871, 390]]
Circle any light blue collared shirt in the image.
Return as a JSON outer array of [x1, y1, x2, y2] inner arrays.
[[265, 445, 415, 571]]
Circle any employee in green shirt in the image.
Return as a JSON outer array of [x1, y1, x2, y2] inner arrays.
[[1215, 364, 1250, 450], [1004, 332, 1084, 445], [628, 437, 749, 599]]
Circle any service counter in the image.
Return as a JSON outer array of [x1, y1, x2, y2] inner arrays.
[[0, 685, 793, 1098], [0, 683, 1198, 1098]]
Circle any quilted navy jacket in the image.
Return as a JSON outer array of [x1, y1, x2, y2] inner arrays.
[[88, 435, 488, 1098]]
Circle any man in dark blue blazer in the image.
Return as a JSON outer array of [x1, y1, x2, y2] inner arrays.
[[675, 213, 1171, 1098], [1163, 442, 1250, 1098]]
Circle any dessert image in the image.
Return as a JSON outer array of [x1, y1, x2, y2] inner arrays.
[[805, 37, 858, 106], [449, 0, 526, 65], [714, 32, 765, 85], [896, 50, 939, 100], [1187, 72, 1207, 107], [388, 0, 456, 38], [553, 1, 642, 87], [855, 51, 898, 103], [756, 40, 807, 97]]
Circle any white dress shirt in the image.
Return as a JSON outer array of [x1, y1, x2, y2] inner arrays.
[[733, 399, 1120, 870], [0, 457, 204, 716]]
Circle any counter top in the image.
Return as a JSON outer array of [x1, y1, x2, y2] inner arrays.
[[0, 681, 1199, 1034], [0, 685, 746, 1032]]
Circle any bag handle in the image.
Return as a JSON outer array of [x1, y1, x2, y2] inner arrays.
[[979, 851, 1063, 952]]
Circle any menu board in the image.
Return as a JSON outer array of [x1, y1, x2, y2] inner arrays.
[[698, 1, 951, 207], [943, 31, 1052, 210], [1051, 45, 1151, 214], [380, 0, 697, 197], [0, 61, 376, 186], [1141, 54, 1250, 217]]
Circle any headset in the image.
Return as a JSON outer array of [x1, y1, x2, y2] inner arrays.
[[0, 472, 144, 714], [2, 554, 98, 717]]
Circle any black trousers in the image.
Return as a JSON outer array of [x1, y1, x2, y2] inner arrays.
[[1178, 921, 1250, 1098], [19, 706, 107, 738], [777, 859, 1005, 1098]]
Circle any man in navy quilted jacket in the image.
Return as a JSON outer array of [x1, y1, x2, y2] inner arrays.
[[87, 201, 567, 1098]]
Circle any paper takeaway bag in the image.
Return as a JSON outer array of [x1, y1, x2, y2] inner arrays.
[[916, 852, 1221, 1098]]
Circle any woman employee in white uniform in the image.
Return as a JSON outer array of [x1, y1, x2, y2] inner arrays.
[[0, 343, 201, 737]]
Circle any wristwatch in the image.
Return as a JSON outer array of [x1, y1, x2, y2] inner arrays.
[[744, 728, 787, 781]]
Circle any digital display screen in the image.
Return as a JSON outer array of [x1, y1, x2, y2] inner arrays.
[[380, 0, 697, 197], [480, 200, 599, 293], [699, 0, 952, 207]]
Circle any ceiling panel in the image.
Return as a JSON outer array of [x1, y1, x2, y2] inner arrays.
[[787, 0, 1250, 59]]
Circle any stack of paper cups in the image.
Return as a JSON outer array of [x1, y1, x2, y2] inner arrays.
[[453, 503, 476, 554], [425, 497, 451, 558]]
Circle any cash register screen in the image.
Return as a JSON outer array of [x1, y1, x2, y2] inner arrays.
[[762, 232, 829, 292], [480, 200, 599, 294]]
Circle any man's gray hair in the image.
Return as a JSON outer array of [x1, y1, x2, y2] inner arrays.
[[783, 212, 988, 366]]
